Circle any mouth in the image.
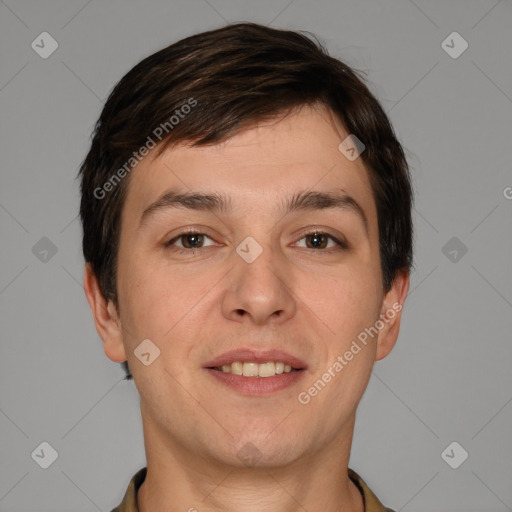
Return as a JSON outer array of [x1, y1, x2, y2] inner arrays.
[[209, 361, 303, 378], [203, 348, 307, 374], [202, 349, 307, 394]]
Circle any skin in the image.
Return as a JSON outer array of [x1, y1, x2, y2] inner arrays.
[[84, 103, 409, 512]]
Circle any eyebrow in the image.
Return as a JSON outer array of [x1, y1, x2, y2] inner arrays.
[[139, 188, 369, 234]]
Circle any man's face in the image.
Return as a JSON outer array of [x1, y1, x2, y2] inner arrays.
[[99, 104, 406, 468]]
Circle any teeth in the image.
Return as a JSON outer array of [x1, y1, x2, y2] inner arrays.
[[231, 361, 243, 375], [259, 362, 275, 377], [242, 362, 259, 377], [217, 361, 297, 378]]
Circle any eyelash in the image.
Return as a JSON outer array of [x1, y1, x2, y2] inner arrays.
[[165, 228, 348, 254]]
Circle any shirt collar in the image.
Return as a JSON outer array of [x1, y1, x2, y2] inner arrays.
[[111, 466, 394, 512]]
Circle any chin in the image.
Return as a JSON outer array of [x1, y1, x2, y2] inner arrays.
[[224, 432, 303, 468]]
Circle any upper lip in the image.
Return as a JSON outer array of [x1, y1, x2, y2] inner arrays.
[[203, 349, 308, 370]]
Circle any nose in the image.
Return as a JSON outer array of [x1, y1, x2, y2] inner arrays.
[[221, 238, 297, 326]]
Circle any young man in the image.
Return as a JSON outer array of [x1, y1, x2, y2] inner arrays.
[[79, 22, 413, 512]]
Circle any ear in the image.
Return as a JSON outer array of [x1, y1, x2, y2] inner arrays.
[[375, 269, 410, 361], [83, 263, 127, 363]]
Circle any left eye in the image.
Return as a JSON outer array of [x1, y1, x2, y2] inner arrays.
[[293, 232, 345, 250]]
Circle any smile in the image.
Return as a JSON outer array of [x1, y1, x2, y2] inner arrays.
[[210, 361, 300, 378]]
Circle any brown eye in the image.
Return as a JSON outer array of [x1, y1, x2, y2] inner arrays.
[[180, 233, 204, 248], [295, 231, 346, 250], [305, 232, 328, 249], [166, 231, 216, 251]]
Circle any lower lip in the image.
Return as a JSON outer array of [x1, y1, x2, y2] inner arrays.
[[204, 368, 306, 395]]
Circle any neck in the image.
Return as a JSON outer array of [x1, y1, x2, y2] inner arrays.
[[137, 413, 364, 512]]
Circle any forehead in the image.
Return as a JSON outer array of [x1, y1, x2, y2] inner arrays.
[[122, 104, 377, 228]]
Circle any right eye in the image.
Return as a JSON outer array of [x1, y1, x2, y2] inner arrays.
[[165, 230, 218, 252]]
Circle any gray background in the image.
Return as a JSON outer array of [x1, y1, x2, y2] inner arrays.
[[1, 1, 511, 511]]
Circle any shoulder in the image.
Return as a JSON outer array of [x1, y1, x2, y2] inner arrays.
[[110, 466, 147, 512], [348, 467, 395, 512]]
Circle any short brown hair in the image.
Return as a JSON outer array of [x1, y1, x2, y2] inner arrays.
[[78, 22, 414, 380]]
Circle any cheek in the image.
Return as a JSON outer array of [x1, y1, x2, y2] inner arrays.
[[119, 254, 220, 342], [302, 278, 379, 411], [302, 265, 383, 386], [116, 253, 171, 342], [307, 264, 382, 330]]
